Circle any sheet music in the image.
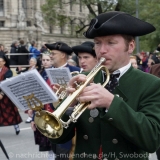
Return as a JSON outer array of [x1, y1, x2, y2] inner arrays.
[[0, 69, 58, 111], [45, 67, 72, 85]]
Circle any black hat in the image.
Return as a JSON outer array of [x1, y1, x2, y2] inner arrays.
[[151, 54, 160, 64], [72, 41, 96, 57], [45, 42, 73, 55], [0, 54, 10, 68], [84, 11, 155, 39]]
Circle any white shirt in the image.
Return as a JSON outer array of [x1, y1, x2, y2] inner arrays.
[[102, 62, 131, 83], [105, 62, 131, 112], [112, 62, 131, 81], [58, 63, 68, 68]]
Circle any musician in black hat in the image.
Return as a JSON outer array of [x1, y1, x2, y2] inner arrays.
[[72, 41, 98, 72], [45, 41, 80, 160], [45, 42, 80, 72], [50, 11, 160, 160]]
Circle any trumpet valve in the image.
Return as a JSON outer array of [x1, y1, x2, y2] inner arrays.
[[74, 81, 81, 89]]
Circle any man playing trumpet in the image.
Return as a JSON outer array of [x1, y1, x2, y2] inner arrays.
[[49, 11, 160, 160]]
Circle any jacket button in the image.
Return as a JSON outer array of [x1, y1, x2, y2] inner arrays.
[[88, 117, 94, 123], [112, 139, 118, 144], [83, 135, 88, 140], [108, 118, 113, 121]]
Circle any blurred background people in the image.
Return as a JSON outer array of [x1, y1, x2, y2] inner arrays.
[[0, 44, 6, 56], [130, 56, 138, 69], [0, 54, 22, 135], [17, 39, 29, 66], [10, 41, 19, 65], [16, 57, 37, 75], [146, 54, 160, 72], [67, 59, 77, 66], [72, 41, 97, 72], [29, 41, 41, 59], [40, 44, 48, 53]]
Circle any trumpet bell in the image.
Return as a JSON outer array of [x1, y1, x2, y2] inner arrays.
[[34, 111, 63, 139]]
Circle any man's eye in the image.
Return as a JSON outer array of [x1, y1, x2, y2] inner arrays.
[[109, 41, 115, 44], [95, 42, 100, 45]]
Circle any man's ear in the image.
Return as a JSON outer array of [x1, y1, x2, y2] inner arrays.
[[128, 40, 135, 54], [60, 52, 66, 59]]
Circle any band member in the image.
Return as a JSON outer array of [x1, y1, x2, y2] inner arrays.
[[72, 41, 98, 72], [49, 11, 160, 160], [30, 52, 55, 160], [45, 42, 81, 160], [0, 55, 22, 135], [45, 42, 81, 72]]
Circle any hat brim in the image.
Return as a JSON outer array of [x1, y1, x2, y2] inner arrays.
[[84, 12, 156, 38], [72, 45, 96, 57], [45, 43, 73, 55]]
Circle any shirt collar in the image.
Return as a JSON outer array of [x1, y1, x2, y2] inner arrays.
[[112, 62, 131, 80], [58, 63, 68, 68]]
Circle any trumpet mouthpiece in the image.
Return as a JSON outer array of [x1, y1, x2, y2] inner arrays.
[[100, 57, 106, 63]]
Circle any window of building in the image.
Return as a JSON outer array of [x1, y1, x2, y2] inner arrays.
[[59, 0, 62, 9], [0, 0, 4, 16], [60, 26, 64, 34], [79, 0, 82, 12], [0, 21, 4, 27], [22, 0, 27, 9], [27, 21, 31, 27], [70, 20, 74, 35], [70, 0, 73, 11]]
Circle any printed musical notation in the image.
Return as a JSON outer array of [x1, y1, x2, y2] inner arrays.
[[0, 69, 58, 111], [45, 67, 71, 85]]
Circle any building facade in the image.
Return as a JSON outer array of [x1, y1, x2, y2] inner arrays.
[[0, 0, 91, 50]]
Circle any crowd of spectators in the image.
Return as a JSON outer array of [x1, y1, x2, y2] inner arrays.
[[1, 40, 160, 75]]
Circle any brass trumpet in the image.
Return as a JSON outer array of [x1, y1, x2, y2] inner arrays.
[[53, 71, 80, 107], [33, 57, 109, 139]]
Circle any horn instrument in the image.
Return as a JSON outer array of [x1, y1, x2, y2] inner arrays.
[[26, 57, 109, 139]]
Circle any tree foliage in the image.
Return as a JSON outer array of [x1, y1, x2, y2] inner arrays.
[[41, 0, 160, 51]]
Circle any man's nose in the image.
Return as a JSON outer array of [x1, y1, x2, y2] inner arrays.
[[99, 44, 107, 54], [80, 59, 85, 63], [99, 44, 108, 56]]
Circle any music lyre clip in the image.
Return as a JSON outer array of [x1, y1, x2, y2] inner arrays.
[[23, 93, 43, 114]]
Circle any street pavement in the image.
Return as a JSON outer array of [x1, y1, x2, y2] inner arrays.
[[0, 111, 158, 160], [0, 111, 49, 160]]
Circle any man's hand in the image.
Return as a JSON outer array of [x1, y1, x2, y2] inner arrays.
[[67, 74, 114, 110], [52, 83, 61, 93], [77, 83, 114, 110]]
